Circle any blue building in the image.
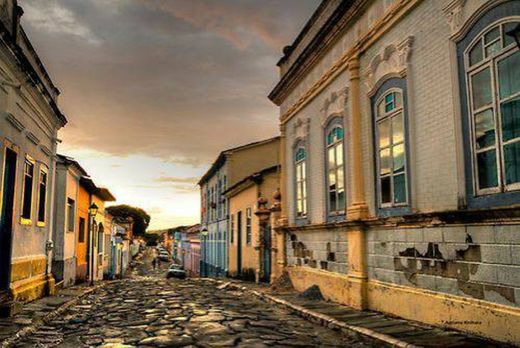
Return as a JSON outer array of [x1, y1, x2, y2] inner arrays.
[[198, 137, 280, 277]]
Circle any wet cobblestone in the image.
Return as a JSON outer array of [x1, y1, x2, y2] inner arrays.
[[11, 251, 377, 347]]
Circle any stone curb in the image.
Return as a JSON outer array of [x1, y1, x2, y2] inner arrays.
[[207, 279, 420, 348], [0, 281, 111, 348]]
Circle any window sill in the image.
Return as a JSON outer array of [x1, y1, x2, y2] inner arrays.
[[36, 221, 45, 227], [377, 205, 411, 217], [20, 218, 32, 226]]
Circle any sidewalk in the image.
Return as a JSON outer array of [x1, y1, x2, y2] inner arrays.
[[210, 278, 511, 348], [0, 283, 105, 348]]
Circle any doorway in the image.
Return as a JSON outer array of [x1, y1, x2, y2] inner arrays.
[[236, 211, 242, 276], [262, 223, 272, 283], [0, 148, 17, 291]]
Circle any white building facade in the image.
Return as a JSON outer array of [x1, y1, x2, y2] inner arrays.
[[0, 0, 67, 311], [271, 0, 520, 344]]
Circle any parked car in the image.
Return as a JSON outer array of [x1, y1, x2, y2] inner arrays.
[[166, 264, 186, 279], [159, 251, 170, 261]]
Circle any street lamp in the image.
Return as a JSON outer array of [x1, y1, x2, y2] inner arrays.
[[201, 227, 208, 277], [88, 202, 99, 216], [88, 202, 99, 285], [506, 23, 520, 50]]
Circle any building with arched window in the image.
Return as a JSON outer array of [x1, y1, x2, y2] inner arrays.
[[269, 0, 520, 344]]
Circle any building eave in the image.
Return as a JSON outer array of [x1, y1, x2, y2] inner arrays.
[[268, 0, 367, 106], [198, 136, 280, 186]]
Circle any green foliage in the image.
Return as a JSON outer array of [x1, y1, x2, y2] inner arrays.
[[106, 204, 151, 236], [144, 233, 160, 246]]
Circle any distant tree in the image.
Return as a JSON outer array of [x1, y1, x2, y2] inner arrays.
[[106, 204, 151, 236], [144, 233, 160, 246]]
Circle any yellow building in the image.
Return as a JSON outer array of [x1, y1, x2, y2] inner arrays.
[[226, 166, 280, 283]]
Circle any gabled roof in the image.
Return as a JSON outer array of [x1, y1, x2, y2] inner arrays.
[[198, 136, 280, 185]]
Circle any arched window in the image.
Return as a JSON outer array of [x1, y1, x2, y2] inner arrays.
[[294, 145, 307, 218], [375, 88, 408, 207], [325, 122, 345, 215], [465, 20, 520, 194]]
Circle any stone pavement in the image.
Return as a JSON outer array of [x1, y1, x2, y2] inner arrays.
[[7, 278, 378, 347], [3, 249, 379, 347]]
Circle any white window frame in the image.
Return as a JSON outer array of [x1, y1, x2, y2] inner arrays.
[[20, 155, 35, 224], [36, 165, 48, 227], [375, 88, 408, 208], [294, 145, 307, 218], [464, 18, 520, 195], [325, 124, 346, 216]]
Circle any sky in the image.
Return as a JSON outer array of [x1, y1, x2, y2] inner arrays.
[[19, 0, 320, 230]]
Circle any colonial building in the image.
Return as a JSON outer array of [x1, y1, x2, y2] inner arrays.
[[77, 176, 115, 283], [270, 0, 520, 344], [0, 0, 67, 312], [198, 137, 280, 277], [185, 224, 201, 277], [225, 165, 280, 283], [52, 155, 87, 288]]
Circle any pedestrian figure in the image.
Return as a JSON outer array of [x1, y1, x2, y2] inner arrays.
[[152, 257, 157, 270]]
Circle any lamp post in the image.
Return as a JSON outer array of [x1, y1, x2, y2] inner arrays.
[[201, 227, 208, 277], [88, 203, 98, 286], [506, 23, 520, 50]]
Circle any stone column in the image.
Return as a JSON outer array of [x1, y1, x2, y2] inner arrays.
[[270, 189, 284, 281], [346, 55, 368, 310], [279, 124, 288, 225]]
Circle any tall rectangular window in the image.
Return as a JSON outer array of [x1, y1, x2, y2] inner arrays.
[[67, 198, 75, 232], [78, 217, 86, 243], [465, 21, 520, 194], [21, 158, 34, 221], [325, 123, 346, 215], [37, 168, 47, 225], [230, 213, 234, 243], [294, 146, 307, 218], [246, 208, 252, 245], [375, 89, 408, 207]]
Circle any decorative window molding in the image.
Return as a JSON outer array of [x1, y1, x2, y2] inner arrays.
[[291, 117, 310, 140], [25, 131, 40, 145], [39, 145, 51, 157], [443, 0, 467, 35], [365, 36, 414, 96], [320, 87, 348, 125], [5, 112, 25, 132]]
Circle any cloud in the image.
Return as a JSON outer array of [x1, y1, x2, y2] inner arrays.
[[155, 176, 199, 184], [18, 0, 320, 228], [21, 0, 101, 44], [149, 0, 291, 51]]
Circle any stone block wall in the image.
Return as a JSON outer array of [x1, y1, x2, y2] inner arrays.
[[286, 228, 348, 274], [367, 224, 520, 307]]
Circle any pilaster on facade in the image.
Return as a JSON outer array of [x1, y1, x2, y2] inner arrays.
[[346, 56, 368, 221]]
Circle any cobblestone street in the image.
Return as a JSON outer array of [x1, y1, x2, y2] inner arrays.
[[10, 250, 377, 347]]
